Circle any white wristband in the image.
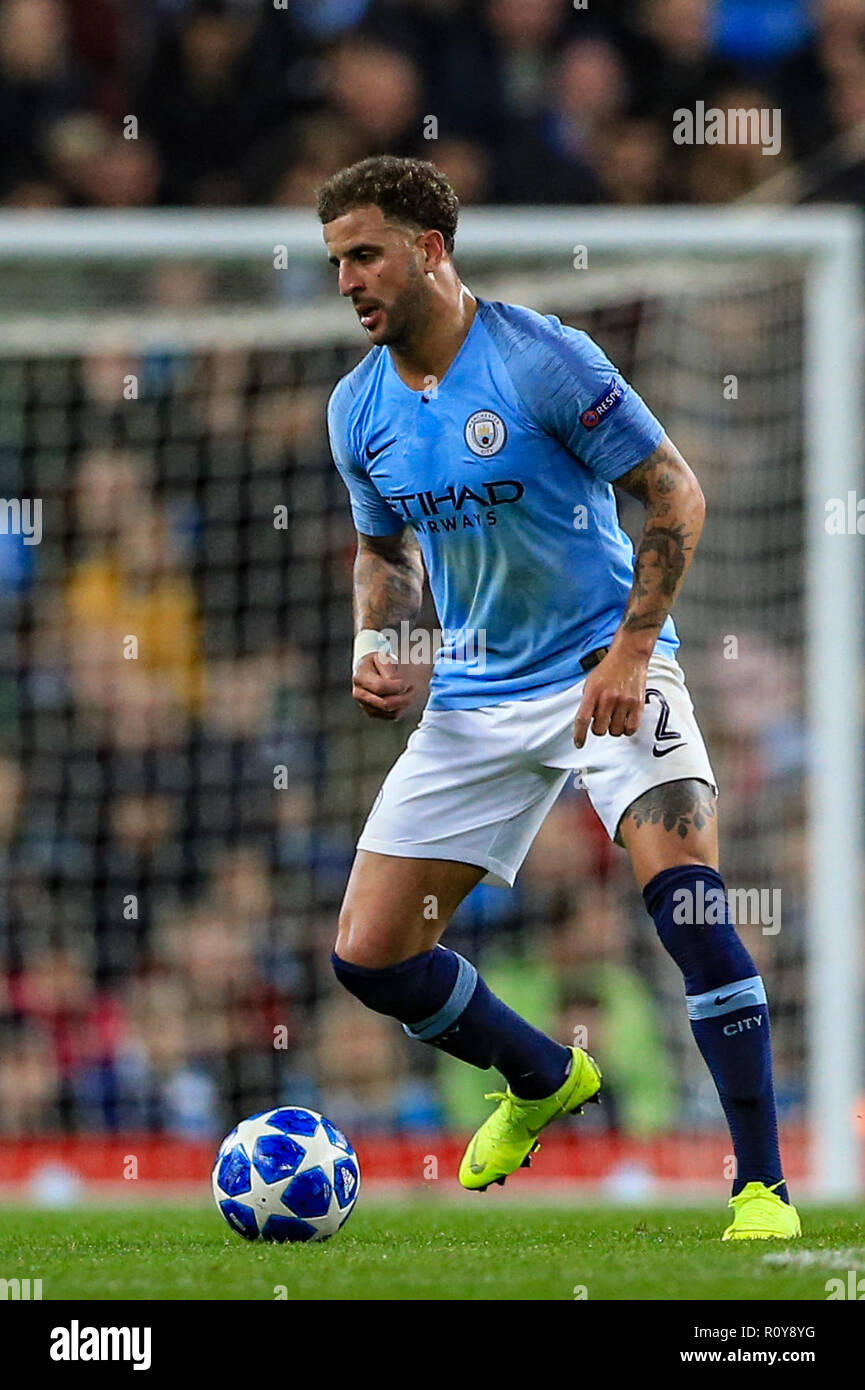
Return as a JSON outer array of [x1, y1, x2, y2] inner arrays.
[[352, 629, 395, 676]]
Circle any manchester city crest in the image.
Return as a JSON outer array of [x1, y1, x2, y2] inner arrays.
[[464, 409, 507, 457]]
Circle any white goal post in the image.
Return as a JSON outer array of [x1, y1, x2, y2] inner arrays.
[[0, 205, 860, 1199]]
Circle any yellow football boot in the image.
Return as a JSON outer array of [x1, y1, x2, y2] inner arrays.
[[459, 1047, 602, 1191], [721, 1181, 802, 1241]]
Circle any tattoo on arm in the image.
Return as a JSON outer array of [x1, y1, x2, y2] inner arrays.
[[354, 529, 424, 632], [614, 437, 705, 642], [616, 778, 717, 844]]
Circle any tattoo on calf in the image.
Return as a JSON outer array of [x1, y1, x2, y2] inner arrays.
[[619, 778, 717, 841]]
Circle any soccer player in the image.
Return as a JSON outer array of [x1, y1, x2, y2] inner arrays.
[[319, 156, 799, 1241]]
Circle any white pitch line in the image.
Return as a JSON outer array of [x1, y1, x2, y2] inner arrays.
[[763, 1248, 865, 1269]]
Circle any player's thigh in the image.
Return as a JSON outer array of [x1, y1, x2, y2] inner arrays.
[[336, 849, 485, 967], [569, 656, 719, 890], [616, 777, 719, 891], [341, 700, 564, 966]]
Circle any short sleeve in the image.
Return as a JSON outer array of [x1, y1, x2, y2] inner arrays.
[[327, 382, 406, 537], [483, 305, 664, 483], [537, 321, 663, 481]]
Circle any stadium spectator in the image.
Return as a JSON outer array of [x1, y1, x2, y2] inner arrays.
[[497, 35, 630, 203], [326, 37, 423, 155], [8, 942, 127, 1129], [135, 0, 293, 205], [486, 0, 573, 114], [44, 113, 161, 208], [428, 138, 493, 205], [685, 81, 791, 202], [65, 449, 205, 747], [0, 1020, 60, 1134], [0, 0, 87, 201], [269, 113, 363, 207], [597, 117, 668, 205], [626, 0, 739, 121], [777, 0, 865, 160]]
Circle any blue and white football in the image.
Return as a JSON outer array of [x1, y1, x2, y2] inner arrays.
[[212, 1107, 361, 1243]]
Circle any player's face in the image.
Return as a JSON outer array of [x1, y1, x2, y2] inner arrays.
[[324, 205, 431, 349]]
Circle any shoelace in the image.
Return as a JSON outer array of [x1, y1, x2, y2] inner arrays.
[[728, 1180, 784, 1208], [481, 1089, 537, 1142], [483, 1090, 519, 1139]]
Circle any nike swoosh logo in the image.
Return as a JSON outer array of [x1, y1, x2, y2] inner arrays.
[[652, 742, 688, 758], [366, 437, 397, 460], [714, 988, 753, 1007]]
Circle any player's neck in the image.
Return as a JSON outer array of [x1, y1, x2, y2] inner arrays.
[[389, 282, 477, 391]]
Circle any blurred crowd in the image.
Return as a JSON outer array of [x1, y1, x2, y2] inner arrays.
[[1, 0, 865, 213]]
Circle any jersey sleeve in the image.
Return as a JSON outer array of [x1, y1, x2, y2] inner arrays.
[[327, 382, 406, 537], [490, 307, 664, 483]]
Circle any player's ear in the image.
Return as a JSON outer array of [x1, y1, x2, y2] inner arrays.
[[419, 229, 446, 274]]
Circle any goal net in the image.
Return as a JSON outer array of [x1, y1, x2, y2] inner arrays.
[[0, 210, 860, 1199]]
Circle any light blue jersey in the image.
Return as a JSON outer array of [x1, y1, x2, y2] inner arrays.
[[328, 298, 677, 710]]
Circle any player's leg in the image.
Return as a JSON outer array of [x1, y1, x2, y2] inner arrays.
[[335, 847, 483, 967], [616, 778, 798, 1237], [331, 702, 603, 1189], [333, 849, 573, 1099], [547, 653, 797, 1234]]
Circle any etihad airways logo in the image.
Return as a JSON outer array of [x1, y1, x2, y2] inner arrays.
[[388, 479, 524, 522]]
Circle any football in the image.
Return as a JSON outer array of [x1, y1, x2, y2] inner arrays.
[[212, 1107, 361, 1243]]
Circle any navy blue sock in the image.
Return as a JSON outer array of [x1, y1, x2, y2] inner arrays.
[[332, 947, 571, 1099], [643, 865, 787, 1202]]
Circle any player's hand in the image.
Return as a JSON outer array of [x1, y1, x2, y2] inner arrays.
[[573, 648, 648, 749], [352, 651, 415, 721]]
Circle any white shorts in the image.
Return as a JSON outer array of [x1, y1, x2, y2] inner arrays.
[[357, 653, 716, 888]]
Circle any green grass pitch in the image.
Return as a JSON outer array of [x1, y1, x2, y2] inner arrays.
[[1, 1203, 863, 1300]]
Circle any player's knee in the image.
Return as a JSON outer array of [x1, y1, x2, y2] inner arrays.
[[333, 907, 371, 967], [333, 908, 412, 971]]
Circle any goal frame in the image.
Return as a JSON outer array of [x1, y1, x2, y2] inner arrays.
[[0, 205, 860, 1198]]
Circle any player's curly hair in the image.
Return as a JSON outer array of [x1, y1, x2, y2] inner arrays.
[[316, 156, 460, 254]]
